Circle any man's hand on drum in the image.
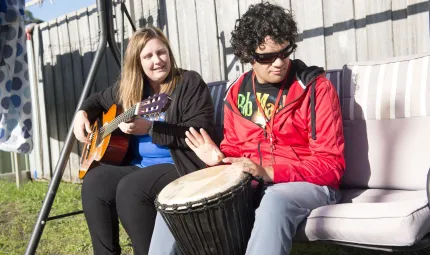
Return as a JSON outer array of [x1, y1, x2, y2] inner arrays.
[[185, 127, 225, 166], [223, 157, 274, 183]]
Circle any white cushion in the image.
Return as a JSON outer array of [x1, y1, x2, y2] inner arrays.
[[341, 118, 430, 190], [295, 189, 430, 246], [340, 52, 430, 190]]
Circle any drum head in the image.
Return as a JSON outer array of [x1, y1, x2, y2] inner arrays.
[[157, 165, 247, 207]]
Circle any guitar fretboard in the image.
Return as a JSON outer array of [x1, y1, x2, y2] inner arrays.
[[97, 105, 137, 140]]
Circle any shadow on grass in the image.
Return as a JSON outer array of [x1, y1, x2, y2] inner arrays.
[[1, 180, 429, 254]]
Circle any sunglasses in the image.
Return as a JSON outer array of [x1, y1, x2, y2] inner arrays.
[[253, 44, 297, 64]]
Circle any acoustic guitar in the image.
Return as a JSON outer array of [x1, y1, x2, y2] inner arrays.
[[79, 93, 171, 179]]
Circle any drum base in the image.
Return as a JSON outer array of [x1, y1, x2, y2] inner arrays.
[[157, 175, 254, 255]]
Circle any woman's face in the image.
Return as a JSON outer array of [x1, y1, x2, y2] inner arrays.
[[140, 38, 171, 86]]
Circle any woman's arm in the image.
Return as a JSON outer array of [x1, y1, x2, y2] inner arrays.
[[151, 71, 215, 148], [79, 85, 118, 123]]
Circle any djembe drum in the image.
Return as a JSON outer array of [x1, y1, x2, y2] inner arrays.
[[155, 165, 257, 255]]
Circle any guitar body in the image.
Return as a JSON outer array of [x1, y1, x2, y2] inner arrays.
[[78, 93, 172, 179], [79, 104, 130, 179]]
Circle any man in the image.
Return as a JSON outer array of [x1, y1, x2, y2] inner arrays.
[[184, 2, 345, 254]]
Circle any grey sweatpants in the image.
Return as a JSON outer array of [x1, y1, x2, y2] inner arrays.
[[148, 182, 340, 255]]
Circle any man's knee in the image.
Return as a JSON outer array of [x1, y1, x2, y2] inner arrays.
[[255, 182, 330, 220], [257, 188, 309, 218], [264, 182, 332, 209]]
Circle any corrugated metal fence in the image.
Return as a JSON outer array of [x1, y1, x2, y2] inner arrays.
[[7, 0, 428, 182]]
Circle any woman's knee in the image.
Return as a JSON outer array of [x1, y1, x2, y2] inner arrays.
[[116, 164, 178, 204], [82, 170, 108, 202], [116, 172, 151, 206], [82, 166, 124, 205]]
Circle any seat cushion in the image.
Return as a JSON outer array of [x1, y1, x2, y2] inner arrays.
[[341, 117, 430, 190], [295, 189, 430, 246]]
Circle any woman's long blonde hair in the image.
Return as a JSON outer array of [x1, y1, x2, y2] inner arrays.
[[118, 26, 181, 110]]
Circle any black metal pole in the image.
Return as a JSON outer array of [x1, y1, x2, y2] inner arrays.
[[120, 0, 124, 70], [121, 1, 136, 32], [120, 0, 137, 70], [106, 1, 121, 66], [46, 210, 84, 221], [24, 0, 109, 254]]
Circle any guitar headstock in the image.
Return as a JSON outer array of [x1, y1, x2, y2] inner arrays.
[[135, 93, 172, 118]]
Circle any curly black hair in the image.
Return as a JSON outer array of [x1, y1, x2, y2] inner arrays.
[[230, 2, 298, 63]]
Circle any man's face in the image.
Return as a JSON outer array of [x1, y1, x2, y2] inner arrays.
[[251, 36, 291, 84]]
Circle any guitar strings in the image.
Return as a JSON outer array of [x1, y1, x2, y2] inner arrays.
[[89, 95, 164, 143], [89, 105, 137, 142]]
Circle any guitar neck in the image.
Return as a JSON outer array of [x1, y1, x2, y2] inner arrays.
[[99, 105, 137, 139], [96, 93, 170, 140]]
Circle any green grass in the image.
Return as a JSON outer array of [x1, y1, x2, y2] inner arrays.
[[0, 180, 132, 255], [0, 179, 428, 255]]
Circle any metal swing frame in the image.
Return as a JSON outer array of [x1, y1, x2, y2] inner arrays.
[[24, 1, 136, 254], [24, 1, 430, 254]]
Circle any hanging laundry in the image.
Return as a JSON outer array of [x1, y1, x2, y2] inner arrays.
[[0, 0, 33, 153]]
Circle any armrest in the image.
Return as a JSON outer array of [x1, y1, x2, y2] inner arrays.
[[427, 168, 430, 207]]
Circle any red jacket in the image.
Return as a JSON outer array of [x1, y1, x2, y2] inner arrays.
[[220, 60, 345, 189]]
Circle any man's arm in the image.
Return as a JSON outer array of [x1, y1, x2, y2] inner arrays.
[[272, 80, 345, 188]]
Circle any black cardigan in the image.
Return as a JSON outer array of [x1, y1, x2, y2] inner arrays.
[[80, 70, 215, 176]]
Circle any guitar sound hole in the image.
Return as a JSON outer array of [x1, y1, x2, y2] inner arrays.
[[96, 137, 102, 147]]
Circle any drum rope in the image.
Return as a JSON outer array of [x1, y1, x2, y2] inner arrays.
[[233, 188, 246, 253], [155, 173, 263, 255], [179, 213, 199, 254]]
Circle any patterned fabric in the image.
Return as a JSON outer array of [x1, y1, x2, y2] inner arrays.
[[342, 54, 430, 121], [0, 0, 32, 153]]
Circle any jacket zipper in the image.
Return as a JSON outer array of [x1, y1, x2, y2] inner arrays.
[[257, 142, 262, 165], [258, 129, 267, 166], [224, 75, 321, 165]]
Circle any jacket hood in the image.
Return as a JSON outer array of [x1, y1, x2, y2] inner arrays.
[[292, 59, 325, 86]]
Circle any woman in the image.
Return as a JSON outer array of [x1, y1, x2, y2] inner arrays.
[[73, 26, 214, 255]]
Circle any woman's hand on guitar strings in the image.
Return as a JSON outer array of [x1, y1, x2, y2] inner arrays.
[[222, 157, 274, 183], [185, 127, 225, 166], [73, 110, 92, 144], [119, 117, 152, 135]]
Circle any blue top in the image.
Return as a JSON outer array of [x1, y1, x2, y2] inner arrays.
[[129, 112, 174, 168]]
